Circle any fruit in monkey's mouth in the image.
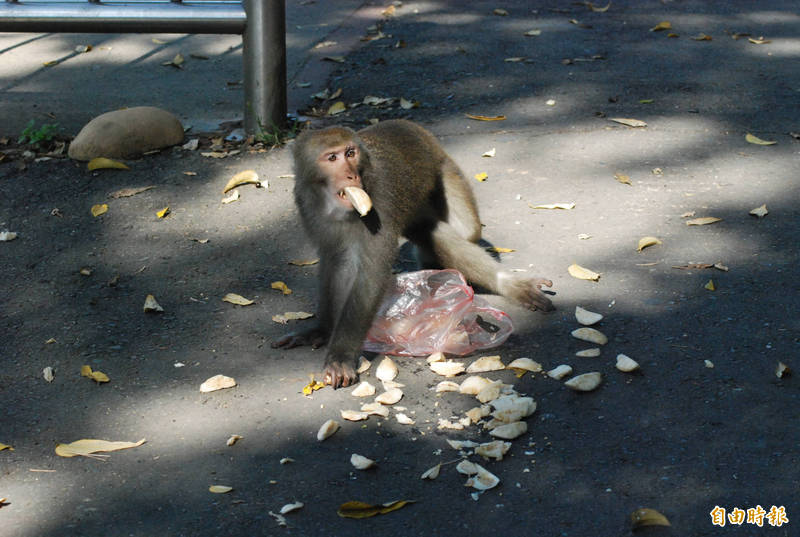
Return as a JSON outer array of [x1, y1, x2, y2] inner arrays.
[[343, 186, 372, 216]]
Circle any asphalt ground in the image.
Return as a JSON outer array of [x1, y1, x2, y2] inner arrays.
[[1, 1, 798, 536]]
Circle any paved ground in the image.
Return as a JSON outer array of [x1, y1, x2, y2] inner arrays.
[[1, 1, 798, 536]]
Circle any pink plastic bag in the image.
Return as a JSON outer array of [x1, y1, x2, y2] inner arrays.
[[363, 269, 513, 356]]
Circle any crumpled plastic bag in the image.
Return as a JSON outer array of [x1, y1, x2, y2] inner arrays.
[[363, 269, 513, 356]]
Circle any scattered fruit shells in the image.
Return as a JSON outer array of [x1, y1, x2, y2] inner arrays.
[[637, 236, 662, 252], [505, 358, 542, 373], [456, 460, 479, 475], [200, 374, 237, 392], [630, 508, 671, 528], [465, 405, 491, 423], [341, 410, 369, 421], [490, 394, 536, 422], [571, 327, 608, 345], [280, 502, 304, 514], [375, 356, 398, 382], [357, 357, 372, 374], [435, 380, 460, 393], [564, 372, 602, 392], [459, 375, 491, 395], [447, 439, 478, 450], [466, 355, 505, 373], [576, 348, 601, 357], [750, 204, 768, 218], [351, 381, 376, 397], [776, 362, 790, 379], [615, 354, 640, 372], [489, 421, 527, 440], [344, 186, 373, 216], [360, 402, 390, 417], [426, 351, 445, 363], [226, 434, 242, 446], [395, 413, 415, 425], [421, 463, 441, 480], [547, 365, 573, 379], [316, 419, 340, 441], [143, 294, 164, 312], [430, 360, 465, 377], [350, 453, 376, 470], [465, 464, 500, 490], [575, 306, 603, 326], [43, 366, 55, 382], [209, 485, 233, 494], [568, 263, 601, 281], [375, 388, 403, 405], [223, 169, 260, 193], [475, 440, 511, 461], [476, 380, 504, 403]]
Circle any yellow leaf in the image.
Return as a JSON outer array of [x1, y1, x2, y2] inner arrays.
[[337, 499, 414, 519], [638, 98, 654, 104], [55, 438, 145, 458], [630, 508, 671, 528], [530, 202, 575, 210], [88, 157, 129, 171], [704, 279, 716, 291], [0, 443, 13, 451], [327, 101, 347, 115], [156, 207, 170, 218], [80, 365, 93, 378], [608, 117, 647, 128], [650, 21, 671, 32], [209, 485, 233, 494], [90, 204, 108, 217], [749, 204, 768, 218], [637, 236, 662, 251], [487, 246, 515, 253], [43, 60, 59, 67], [685, 216, 722, 226], [614, 173, 631, 185], [465, 114, 506, 121], [80, 365, 109, 383], [667, 33, 679, 38], [745, 133, 776, 146], [272, 311, 314, 324], [568, 263, 601, 281], [222, 170, 260, 193], [302, 377, 325, 396], [691, 33, 712, 41], [271, 281, 292, 295], [222, 293, 255, 306], [474, 172, 488, 182], [289, 258, 319, 266]]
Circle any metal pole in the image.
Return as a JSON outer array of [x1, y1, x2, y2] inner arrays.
[[242, 0, 286, 134]]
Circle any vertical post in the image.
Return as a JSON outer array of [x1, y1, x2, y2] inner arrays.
[[243, 0, 286, 135]]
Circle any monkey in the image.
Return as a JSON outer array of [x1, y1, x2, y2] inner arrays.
[[272, 119, 553, 388]]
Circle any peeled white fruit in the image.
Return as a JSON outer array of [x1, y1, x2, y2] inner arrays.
[[430, 361, 465, 377], [465, 464, 500, 490], [360, 402, 390, 417], [466, 355, 505, 373], [341, 410, 369, 421], [350, 453, 376, 470], [489, 421, 527, 440], [459, 376, 491, 395], [575, 306, 603, 326], [456, 460, 479, 475], [375, 356, 398, 382], [547, 364, 573, 380], [571, 327, 608, 345], [426, 351, 445, 363], [575, 348, 601, 357], [436, 381, 460, 393], [615, 354, 640, 372], [475, 440, 511, 461], [490, 395, 536, 422], [375, 388, 403, 405], [476, 380, 503, 403], [351, 381, 376, 397], [395, 413, 415, 425], [506, 357, 542, 372], [465, 405, 491, 423], [447, 439, 478, 449], [564, 371, 602, 391], [316, 419, 340, 441], [344, 186, 372, 216]]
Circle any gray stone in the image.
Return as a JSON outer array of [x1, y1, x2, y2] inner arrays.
[[68, 106, 184, 161]]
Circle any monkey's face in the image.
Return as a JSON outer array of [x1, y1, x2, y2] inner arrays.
[[316, 143, 364, 213]]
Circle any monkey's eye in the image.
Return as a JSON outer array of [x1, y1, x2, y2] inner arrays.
[[327, 153, 337, 162], [345, 147, 356, 158]]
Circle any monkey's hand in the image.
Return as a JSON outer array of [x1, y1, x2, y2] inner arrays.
[[323, 355, 359, 389], [271, 326, 329, 349], [499, 273, 555, 312]]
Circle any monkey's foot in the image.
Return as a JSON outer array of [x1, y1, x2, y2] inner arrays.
[[271, 327, 328, 350], [323, 359, 358, 389], [499, 272, 555, 312]]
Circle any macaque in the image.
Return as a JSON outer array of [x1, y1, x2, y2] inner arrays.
[[272, 120, 553, 388]]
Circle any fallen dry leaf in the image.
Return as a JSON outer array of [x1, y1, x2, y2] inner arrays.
[[465, 114, 506, 121], [474, 172, 488, 182], [109, 186, 154, 198], [80, 365, 110, 383], [88, 157, 129, 171], [327, 101, 347, 116], [691, 33, 712, 41], [630, 508, 671, 528], [222, 293, 254, 306], [486, 246, 514, 253], [421, 463, 441, 480], [637, 236, 662, 251], [614, 173, 632, 185], [608, 117, 647, 128], [55, 438, 145, 458], [226, 434, 242, 446], [749, 204, 768, 218], [272, 311, 314, 324], [745, 133, 776, 146], [568, 263, 600, 281], [0, 443, 14, 451], [337, 500, 414, 519], [223, 170, 260, 193], [686, 216, 722, 226], [524, 29, 542, 36], [209, 485, 233, 494], [704, 279, 716, 291], [650, 21, 672, 32], [143, 294, 164, 312], [530, 202, 575, 210], [270, 281, 292, 295], [90, 204, 108, 217], [302, 377, 325, 396]]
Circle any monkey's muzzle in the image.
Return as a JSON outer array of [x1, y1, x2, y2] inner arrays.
[[343, 186, 373, 217]]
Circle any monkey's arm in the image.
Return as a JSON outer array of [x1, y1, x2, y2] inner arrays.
[[322, 237, 395, 388]]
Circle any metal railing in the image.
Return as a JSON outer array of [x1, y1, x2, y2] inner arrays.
[[0, 0, 286, 133]]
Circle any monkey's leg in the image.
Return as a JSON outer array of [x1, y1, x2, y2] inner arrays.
[[429, 221, 554, 311], [440, 159, 482, 242]]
